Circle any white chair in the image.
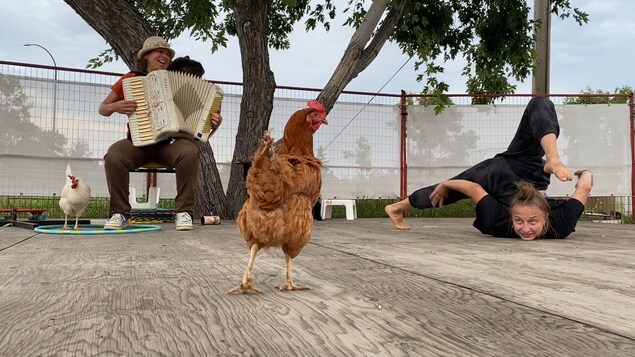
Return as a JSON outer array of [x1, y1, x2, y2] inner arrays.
[[320, 199, 357, 220], [129, 186, 161, 209]]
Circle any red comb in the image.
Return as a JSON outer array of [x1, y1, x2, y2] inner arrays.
[[307, 100, 326, 118]]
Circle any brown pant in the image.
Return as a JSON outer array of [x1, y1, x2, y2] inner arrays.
[[104, 138, 199, 217]]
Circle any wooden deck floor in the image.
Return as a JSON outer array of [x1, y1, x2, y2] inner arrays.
[[0, 218, 634, 356]]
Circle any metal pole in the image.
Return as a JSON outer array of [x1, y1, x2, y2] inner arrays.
[[24, 43, 57, 132]]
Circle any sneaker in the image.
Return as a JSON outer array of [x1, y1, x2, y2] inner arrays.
[[104, 213, 129, 230], [175, 212, 193, 231]]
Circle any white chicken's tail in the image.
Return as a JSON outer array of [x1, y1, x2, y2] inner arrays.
[[66, 164, 73, 177]]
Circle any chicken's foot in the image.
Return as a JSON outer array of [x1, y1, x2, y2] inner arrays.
[[228, 243, 261, 294], [279, 254, 311, 291]]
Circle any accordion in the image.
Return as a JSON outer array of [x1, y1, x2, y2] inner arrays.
[[122, 70, 224, 147]]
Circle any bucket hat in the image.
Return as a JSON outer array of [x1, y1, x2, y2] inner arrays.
[[137, 36, 175, 59]]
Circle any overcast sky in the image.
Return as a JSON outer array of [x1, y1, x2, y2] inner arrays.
[[1, 0, 634, 95]]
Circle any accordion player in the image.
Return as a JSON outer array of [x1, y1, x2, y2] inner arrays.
[[122, 69, 224, 147]]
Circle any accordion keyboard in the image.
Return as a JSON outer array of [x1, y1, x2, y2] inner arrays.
[[123, 76, 155, 144]]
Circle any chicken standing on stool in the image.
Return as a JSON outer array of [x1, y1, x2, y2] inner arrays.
[[229, 101, 328, 294], [59, 164, 91, 229]]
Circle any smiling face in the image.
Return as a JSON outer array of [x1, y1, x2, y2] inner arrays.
[[510, 204, 548, 241], [144, 48, 173, 72]]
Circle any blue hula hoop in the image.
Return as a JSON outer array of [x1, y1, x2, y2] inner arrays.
[[34, 224, 162, 235]]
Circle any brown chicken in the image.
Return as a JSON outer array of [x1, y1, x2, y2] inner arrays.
[[229, 101, 328, 294]]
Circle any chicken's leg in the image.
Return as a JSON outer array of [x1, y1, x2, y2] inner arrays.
[[73, 216, 80, 230], [62, 215, 69, 230], [279, 254, 311, 291], [228, 243, 261, 294]]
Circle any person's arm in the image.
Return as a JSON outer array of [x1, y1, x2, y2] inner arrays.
[[99, 91, 138, 117], [571, 170, 593, 205], [430, 179, 489, 207]]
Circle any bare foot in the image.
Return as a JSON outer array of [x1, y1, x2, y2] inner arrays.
[[385, 203, 411, 230], [544, 157, 573, 182]]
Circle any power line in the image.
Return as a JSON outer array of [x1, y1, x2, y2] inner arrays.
[[323, 55, 414, 151]]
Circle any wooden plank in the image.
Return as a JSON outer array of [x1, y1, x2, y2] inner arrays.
[[314, 219, 635, 338], [0, 220, 633, 356], [0, 226, 39, 251]]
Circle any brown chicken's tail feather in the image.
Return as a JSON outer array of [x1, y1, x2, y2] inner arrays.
[[245, 130, 294, 210]]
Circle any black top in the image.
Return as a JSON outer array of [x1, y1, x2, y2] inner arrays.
[[473, 195, 585, 239]]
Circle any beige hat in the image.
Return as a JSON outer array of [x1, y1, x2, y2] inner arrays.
[[137, 36, 175, 59]]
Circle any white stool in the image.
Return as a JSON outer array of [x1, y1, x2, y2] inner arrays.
[[129, 186, 161, 209], [320, 199, 357, 220]]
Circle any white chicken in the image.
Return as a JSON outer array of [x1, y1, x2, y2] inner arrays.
[[59, 164, 91, 229]]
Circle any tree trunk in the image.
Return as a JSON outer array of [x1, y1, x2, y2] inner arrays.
[[63, 0, 153, 67], [317, 0, 406, 112], [194, 143, 230, 219], [225, 1, 277, 218]]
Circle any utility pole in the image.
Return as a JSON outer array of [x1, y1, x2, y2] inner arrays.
[[532, 0, 551, 95]]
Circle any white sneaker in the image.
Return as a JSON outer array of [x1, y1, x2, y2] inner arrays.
[[175, 212, 193, 231], [104, 213, 129, 230]]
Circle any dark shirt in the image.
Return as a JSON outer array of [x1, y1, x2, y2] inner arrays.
[[473, 195, 585, 239]]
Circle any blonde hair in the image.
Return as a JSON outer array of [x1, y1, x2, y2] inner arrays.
[[510, 181, 551, 236]]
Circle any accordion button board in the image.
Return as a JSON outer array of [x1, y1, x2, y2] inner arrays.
[[123, 70, 224, 147]]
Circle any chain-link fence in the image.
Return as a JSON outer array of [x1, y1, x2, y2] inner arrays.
[[1, 60, 632, 219]]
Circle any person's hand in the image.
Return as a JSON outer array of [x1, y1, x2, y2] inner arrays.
[[574, 170, 593, 188], [430, 181, 449, 207], [211, 112, 223, 130], [113, 100, 138, 115]]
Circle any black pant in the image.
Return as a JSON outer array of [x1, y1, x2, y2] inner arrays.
[[409, 96, 560, 209]]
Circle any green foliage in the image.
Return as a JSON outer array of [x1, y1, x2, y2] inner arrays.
[[325, 198, 476, 219], [0, 196, 175, 220], [126, 0, 336, 53], [393, 0, 586, 100], [563, 86, 633, 105], [4, 196, 632, 224], [89, 1, 587, 98], [87, 49, 118, 69]]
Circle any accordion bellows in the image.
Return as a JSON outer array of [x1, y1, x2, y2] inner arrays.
[[123, 70, 224, 146]]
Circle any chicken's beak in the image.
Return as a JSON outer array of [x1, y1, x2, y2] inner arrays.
[[321, 118, 328, 125]]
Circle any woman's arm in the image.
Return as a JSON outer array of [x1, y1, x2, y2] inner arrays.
[[430, 179, 489, 207], [570, 170, 593, 205], [98, 91, 138, 117]]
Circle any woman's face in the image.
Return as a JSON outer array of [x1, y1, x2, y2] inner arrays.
[[145, 48, 172, 72], [511, 204, 548, 241]]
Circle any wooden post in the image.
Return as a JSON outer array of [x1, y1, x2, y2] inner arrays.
[[532, 0, 551, 95]]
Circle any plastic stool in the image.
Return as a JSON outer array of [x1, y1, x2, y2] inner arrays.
[[320, 199, 357, 220], [129, 186, 161, 209]]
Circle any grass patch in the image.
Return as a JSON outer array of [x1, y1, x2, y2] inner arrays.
[[1, 195, 631, 223], [324, 198, 476, 219], [0, 196, 175, 220]]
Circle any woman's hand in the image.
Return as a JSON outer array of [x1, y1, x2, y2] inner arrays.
[[112, 100, 138, 115], [571, 170, 593, 205], [430, 181, 450, 207], [211, 112, 223, 130], [574, 170, 593, 188]]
